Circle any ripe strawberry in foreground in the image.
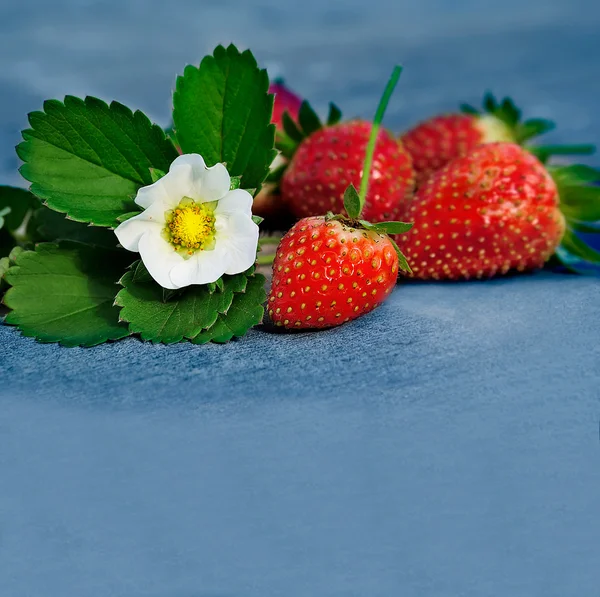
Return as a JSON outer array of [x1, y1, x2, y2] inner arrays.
[[269, 66, 414, 330], [395, 142, 600, 280], [268, 216, 405, 329], [281, 119, 415, 223], [401, 93, 594, 186]]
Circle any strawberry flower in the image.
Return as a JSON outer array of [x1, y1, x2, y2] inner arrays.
[[115, 154, 259, 290]]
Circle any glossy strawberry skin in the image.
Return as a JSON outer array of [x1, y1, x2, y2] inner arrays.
[[401, 113, 512, 186], [281, 121, 415, 223], [395, 142, 565, 280], [268, 216, 399, 329], [269, 82, 303, 131]]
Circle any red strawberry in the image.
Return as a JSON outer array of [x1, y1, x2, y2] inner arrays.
[[281, 120, 415, 223], [268, 216, 400, 329], [394, 142, 600, 280], [269, 81, 303, 130], [401, 93, 592, 187], [253, 82, 303, 224]]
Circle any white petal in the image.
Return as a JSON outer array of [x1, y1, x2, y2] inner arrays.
[[215, 212, 260, 275], [135, 177, 171, 209], [169, 153, 207, 171], [135, 154, 232, 214], [214, 189, 254, 216], [136, 154, 207, 209], [196, 162, 231, 202], [136, 171, 192, 211], [137, 231, 184, 290], [168, 246, 229, 288], [114, 210, 163, 252], [168, 154, 230, 203]]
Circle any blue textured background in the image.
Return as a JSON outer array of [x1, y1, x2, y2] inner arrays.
[[1, 1, 600, 596]]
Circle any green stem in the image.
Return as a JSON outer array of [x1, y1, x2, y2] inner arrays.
[[530, 144, 596, 157], [258, 236, 282, 246], [256, 254, 275, 266], [358, 65, 403, 214]]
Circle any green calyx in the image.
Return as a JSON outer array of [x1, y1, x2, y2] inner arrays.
[[550, 164, 600, 273], [461, 92, 595, 162], [266, 100, 342, 196], [273, 100, 343, 164], [323, 209, 414, 274], [461, 92, 554, 144]]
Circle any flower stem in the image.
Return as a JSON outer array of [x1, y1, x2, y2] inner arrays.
[[256, 254, 275, 266], [358, 65, 403, 214], [258, 236, 282, 246]]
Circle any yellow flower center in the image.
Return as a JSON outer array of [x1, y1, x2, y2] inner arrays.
[[164, 198, 217, 256]]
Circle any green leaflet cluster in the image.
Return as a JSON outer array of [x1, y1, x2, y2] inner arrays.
[[115, 262, 265, 344], [460, 92, 595, 161], [0, 44, 271, 347]]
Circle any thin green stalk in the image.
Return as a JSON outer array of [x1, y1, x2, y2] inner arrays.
[[358, 65, 403, 213], [258, 236, 282, 246], [256, 254, 275, 266]]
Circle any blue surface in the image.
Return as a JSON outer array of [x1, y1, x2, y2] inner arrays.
[[2, 272, 600, 596], [2, 1, 600, 595]]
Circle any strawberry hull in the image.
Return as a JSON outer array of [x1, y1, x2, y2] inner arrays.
[[399, 93, 565, 187]]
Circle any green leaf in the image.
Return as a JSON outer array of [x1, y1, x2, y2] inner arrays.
[[3, 242, 131, 347], [252, 215, 264, 225], [8, 245, 25, 264], [343, 184, 361, 219], [326, 103, 342, 126], [0, 206, 10, 230], [0, 186, 37, 231], [17, 96, 178, 227], [483, 92, 497, 113], [282, 111, 304, 143], [0, 228, 15, 258], [192, 274, 265, 344], [499, 97, 520, 127], [560, 187, 600, 222], [550, 164, 600, 186], [371, 221, 414, 234], [516, 118, 555, 143], [297, 101, 322, 137], [130, 260, 153, 283], [275, 131, 299, 159], [388, 237, 412, 274], [173, 44, 276, 190], [530, 144, 596, 162], [558, 228, 600, 265], [115, 264, 255, 343], [460, 103, 479, 115], [230, 176, 242, 190], [570, 220, 600, 234], [0, 256, 9, 276], [358, 219, 378, 231], [33, 206, 119, 248], [164, 124, 181, 152], [265, 164, 287, 184], [0, 256, 9, 293], [149, 167, 166, 183]]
